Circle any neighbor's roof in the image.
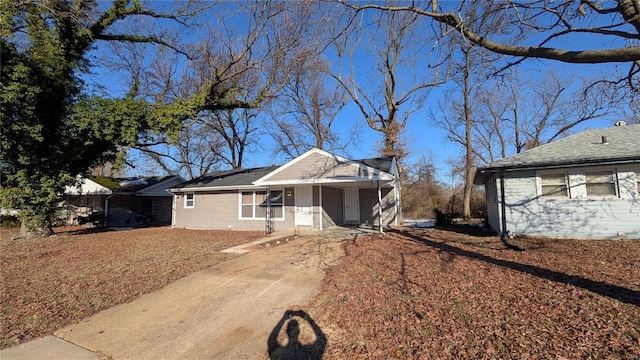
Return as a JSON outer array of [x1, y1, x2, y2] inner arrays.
[[91, 175, 180, 193], [171, 166, 279, 190], [474, 124, 640, 184]]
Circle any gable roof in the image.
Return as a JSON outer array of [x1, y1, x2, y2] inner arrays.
[[253, 148, 395, 185], [474, 124, 640, 184], [170, 149, 398, 191], [170, 166, 279, 191]]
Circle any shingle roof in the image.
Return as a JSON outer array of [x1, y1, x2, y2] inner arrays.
[[474, 124, 640, 183], [172, 166, 279, 189], [358, 156, 394, 173], [91, 175, 179, 193], [172, 155, 396, 190]]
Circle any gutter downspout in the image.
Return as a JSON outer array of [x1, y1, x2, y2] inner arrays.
[[499, 173, 524, 251], [104, 194, 114, 227]]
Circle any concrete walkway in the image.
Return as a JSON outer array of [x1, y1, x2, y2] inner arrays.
[[1, 226, 377, 360]]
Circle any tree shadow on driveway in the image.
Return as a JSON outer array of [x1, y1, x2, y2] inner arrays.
[[394, 229, 640, 306]]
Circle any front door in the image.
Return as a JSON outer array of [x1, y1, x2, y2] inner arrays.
[[344, 188, 360, 223], [295, 187, 313, 227]]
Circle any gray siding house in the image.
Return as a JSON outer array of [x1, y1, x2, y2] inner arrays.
[[64, 175, 185, 227], [474, 124, 640, 239], [169, 148, 402, 233]]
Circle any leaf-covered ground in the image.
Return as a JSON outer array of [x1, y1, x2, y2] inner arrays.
[[306, 227, 640, 359], [0, 226, 263, 349]]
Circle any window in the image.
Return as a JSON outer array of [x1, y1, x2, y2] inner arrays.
[[240, 190, 283, 219], [585, 171, 617, 197], [540, 173, 568, 197], [184, 193, 195, 208]]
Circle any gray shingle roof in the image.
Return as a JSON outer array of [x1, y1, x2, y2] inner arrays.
[[173, 166, 279, 189], [475, 124, 640, 183], [358, 156, 394, 173], [172, 155, 396, 190]]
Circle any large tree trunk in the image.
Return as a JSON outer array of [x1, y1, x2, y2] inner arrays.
[[16, 216, 54, 240]]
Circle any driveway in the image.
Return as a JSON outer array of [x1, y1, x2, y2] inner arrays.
[[52, 227, 375, 359]]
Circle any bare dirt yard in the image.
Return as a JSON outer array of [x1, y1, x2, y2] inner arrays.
[[306, 227, 640, 359], [0, 226, 263, 349]]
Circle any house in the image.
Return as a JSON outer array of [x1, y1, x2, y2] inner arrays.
[[64, 175, 185, 227], [169, 148, 402, 233], [474, 123, 640, 239]]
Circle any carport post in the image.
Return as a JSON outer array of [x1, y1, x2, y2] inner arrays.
[[377, 181, 383, 234]]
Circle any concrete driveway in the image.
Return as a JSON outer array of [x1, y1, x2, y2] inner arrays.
[[44, 227, 376, 359]]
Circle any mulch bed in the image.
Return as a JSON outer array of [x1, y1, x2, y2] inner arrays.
[[305, 227, 640, 359], [0, 226, 263, 349]]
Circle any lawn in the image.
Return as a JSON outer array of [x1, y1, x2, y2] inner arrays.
[[0, 226, 263, 349], [306, 227, 640, 359]]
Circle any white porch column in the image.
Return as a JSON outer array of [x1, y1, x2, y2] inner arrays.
[[377, 181, 384, 234], [319, 185, 323, 230]]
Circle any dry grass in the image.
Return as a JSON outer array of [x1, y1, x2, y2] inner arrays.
[[306, 227, 640, 359], [0, 226, 263, 349]]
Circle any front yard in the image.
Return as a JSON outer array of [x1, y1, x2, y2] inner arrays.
[[2, 225, 639, 358], [306, 227, 640, 359], [0, 226, 263, 349]]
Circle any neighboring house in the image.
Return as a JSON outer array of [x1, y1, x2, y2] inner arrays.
[[169, 148, 402, 233], [474, 123, 640, 239], [64, 175, 185, 227]]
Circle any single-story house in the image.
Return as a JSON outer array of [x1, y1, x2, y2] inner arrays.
[[169, 148, 402, 233], [64, 175, 185, 227], [474, 123, 640, 239]]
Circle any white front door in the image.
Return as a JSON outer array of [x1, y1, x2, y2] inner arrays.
[[295, 187, 313, 227], [344, 188, 360, 223]]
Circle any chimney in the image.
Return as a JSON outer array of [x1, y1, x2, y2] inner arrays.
[[601, 136, 609, 144]]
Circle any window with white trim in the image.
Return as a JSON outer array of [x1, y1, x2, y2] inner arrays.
[[240, 190, 283, 219], [540, 173, 569, 197], [184, 193, 195, 208], [585, 170, 617, 197]]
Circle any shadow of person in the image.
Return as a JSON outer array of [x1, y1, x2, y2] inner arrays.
[[267, 310, 326, 360]]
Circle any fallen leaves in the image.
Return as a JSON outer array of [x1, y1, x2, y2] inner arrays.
[[306, 227, 640, 359], [0, 226, 262, 348]]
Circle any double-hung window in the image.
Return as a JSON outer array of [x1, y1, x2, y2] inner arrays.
[[540, 173, 569, 197], [184, 193, 195, 208], [241, 190, 283, 219], [585, 170, 617, 197]]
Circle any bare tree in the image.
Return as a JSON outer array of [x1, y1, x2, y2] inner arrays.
[[340, 1, 640, 88], [331, 5, 447, 164], [267, 57, 355, 159]]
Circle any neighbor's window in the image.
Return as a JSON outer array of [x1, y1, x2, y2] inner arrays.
[[585, 171, 617, 197], [184, 193, 195, 208], [240, 190, 283, 219], [540, 173, 568, 197]]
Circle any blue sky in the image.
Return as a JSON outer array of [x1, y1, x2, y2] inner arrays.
[[84, 2, 633, 182]]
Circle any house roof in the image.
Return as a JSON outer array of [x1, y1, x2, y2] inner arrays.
[[92, 175, 181, 193], [171, 166, 279, 190], [358, 156, 394, 173], [474, 124, 640, 184], [171, 149, 398, 191]]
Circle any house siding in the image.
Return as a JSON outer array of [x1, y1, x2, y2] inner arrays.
[[358, 187, 395, 227], [321, 186, 344, 228], [500, 165, 640, 239], [263, 152, 378, 181]]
